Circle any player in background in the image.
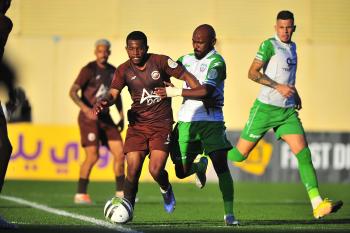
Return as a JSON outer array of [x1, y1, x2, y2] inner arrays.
[[69, 39, 125, 204], [0, 0, 16, 229], [155, 24, 238, 226], [227, 10, 343, 219], [94, 31, 200, 215]]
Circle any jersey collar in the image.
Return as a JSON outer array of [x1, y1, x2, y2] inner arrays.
[[195, 49, 216, 61]]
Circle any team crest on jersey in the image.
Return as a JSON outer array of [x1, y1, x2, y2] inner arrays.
[[200, 63, 207, 72], [151, 70, 160, 80], [140, 88, 161, 106], [167, 58, 178, 68], [95, 75, 101, 80]]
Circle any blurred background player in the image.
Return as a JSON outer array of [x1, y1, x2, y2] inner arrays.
[[94, 31, 200, 215], [227, 10, 343, 219], [69, 39, 125, 204], [155, 24, 238, 226], [0, 0, 16, 229]]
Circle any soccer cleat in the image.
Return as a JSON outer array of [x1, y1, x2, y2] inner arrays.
[[160, 184, 176, 213], [224, 214, 239, 226], [195, 156, 208, 189], [0, 215, 16, 229], [313, 199, 343, 219], [74, 193, 92, 204]]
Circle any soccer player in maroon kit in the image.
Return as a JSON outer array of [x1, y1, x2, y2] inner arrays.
[[94, 31, 200, 215], [69, 39, 125, 204]]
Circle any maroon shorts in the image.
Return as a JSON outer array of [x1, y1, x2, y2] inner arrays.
[[78, 111, 122, 147], [123, 122, 172, 154]]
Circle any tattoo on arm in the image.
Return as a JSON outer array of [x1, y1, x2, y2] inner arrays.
[[248, 60, 278, 88], [69, 85, 86, 109], [251, 73, 278, 88]]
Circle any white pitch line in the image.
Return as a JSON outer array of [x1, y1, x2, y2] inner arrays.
[[0, 195, 141, 233]]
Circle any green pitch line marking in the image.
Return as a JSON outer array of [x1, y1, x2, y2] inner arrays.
[[0, 195, 141, 233]]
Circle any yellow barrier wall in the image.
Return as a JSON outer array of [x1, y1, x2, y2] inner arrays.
[[6, 124, 192, 182]]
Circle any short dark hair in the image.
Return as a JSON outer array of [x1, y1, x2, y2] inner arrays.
[[126, 31, 148, 46], [277, 10, 294, 21]]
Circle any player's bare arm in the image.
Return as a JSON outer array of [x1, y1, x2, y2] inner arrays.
[[179, 70, 200, 89], [248, 58, 295, 98], [94, 88, 120, 115], [69, 84, 97, 120]]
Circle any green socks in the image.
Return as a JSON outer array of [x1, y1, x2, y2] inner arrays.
[[227, 147, 246, 162], [296, 147, 320, 199], [218, 171, 234, 215]]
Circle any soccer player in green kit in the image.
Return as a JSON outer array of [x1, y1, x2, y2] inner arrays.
[[227, 10, 343, 219], [156, 24, 238, 226]]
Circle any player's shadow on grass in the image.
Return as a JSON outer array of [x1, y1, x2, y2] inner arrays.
[[242, 218, 350, 225]]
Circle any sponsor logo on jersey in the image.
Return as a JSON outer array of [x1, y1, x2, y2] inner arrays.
[[167, 58, 178, 68], [140, 88, 161, 106], [95, 84, 108, 100], [200, 63, 207, 72], [95, 75, 101, 80], [249, 133, 261, 139], [282, 57, 297, 72], [151, 70, 160, 80], [286, 57, 297, 66]]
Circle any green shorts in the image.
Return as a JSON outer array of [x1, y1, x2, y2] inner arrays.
[[170, 121, 232, 164], [241, 99, 305, 142]]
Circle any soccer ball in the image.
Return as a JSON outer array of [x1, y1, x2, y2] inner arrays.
[[104, 197, 133, 224]]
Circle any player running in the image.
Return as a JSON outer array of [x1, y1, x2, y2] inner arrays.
[[69, 39, 125, 204], [227, 10, 343, 219], [155, 24, 238, 226], [94, 31, 200, 215]]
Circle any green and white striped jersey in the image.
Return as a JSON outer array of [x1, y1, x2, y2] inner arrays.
[[256, 35, 297, 108], [177, 49, 226, 122]]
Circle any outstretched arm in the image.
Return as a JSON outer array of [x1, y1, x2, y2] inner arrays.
[[178, 70, 200, 89], [248, 58, 295, 98]]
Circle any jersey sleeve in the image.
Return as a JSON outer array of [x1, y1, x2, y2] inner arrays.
[[110, 66, 126, 91], [255, 39, 275, 62], [74, 66, 91, 87], [177, 55, 185, 64], [204, 57, 226, 87], [159, 55, 185, 79]]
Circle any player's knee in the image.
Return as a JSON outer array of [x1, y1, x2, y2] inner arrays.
[[148, 165, 162, 179], [127, 166, 140, 180]]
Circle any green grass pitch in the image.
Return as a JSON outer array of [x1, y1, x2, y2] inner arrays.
[[0, 181, 349, 233]]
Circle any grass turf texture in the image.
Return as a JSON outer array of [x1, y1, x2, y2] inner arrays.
[[0, 181, 349, 233]]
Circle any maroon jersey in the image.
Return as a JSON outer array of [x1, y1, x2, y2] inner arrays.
[[111, 54, 185, 125], [74, 61, 116, 108]]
